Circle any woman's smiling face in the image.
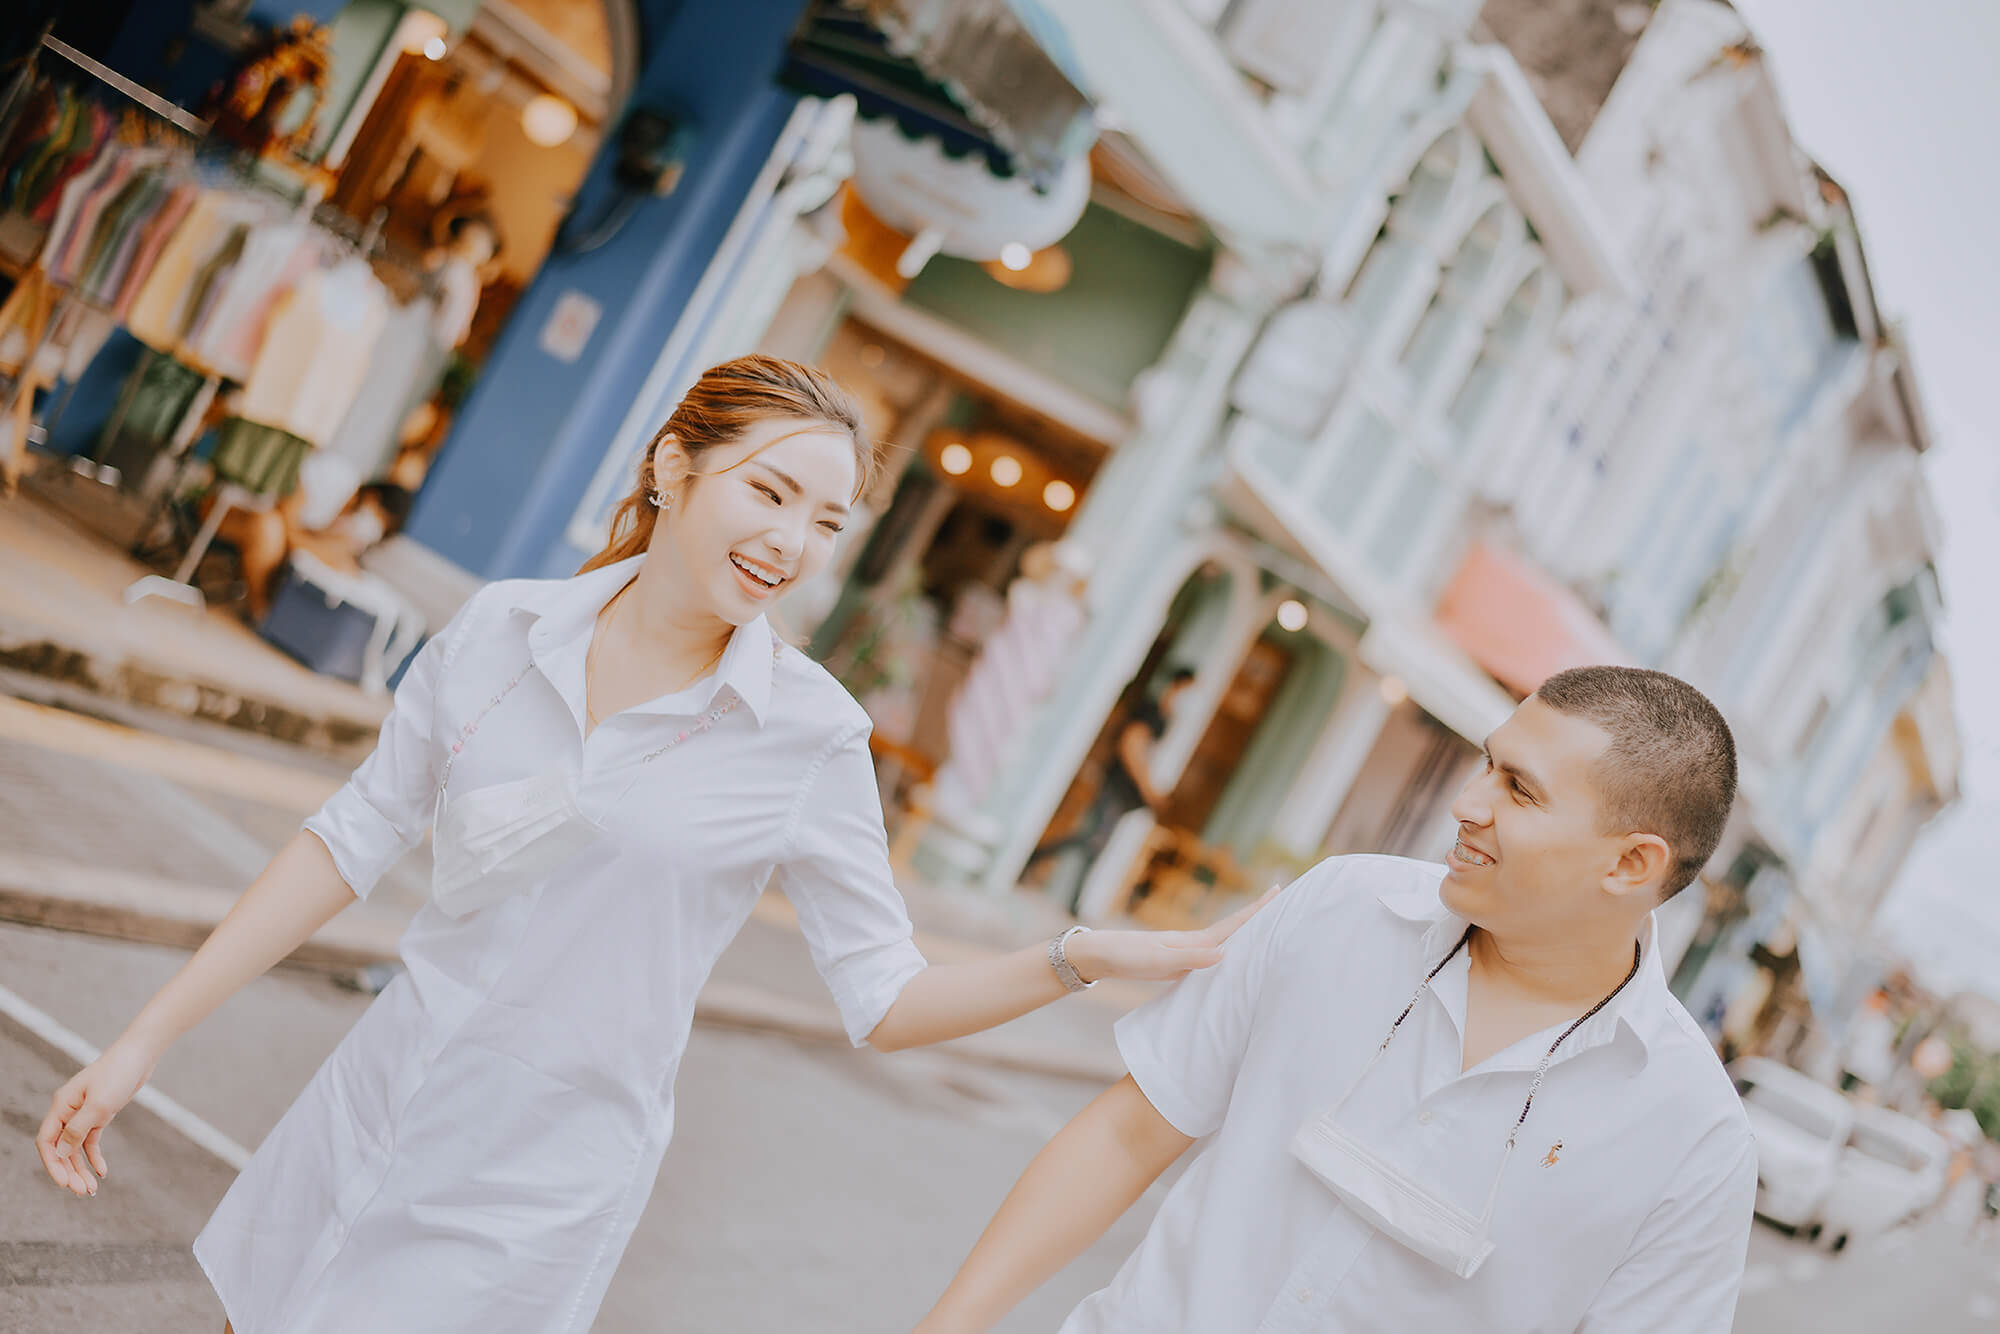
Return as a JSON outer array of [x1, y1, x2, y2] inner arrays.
[[649, 417, 858, 625]]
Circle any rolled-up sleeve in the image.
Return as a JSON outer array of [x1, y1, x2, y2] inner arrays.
[[302, 592, 478, 899], [1115, 863, 1315, 1139], [777, 723, 928, 1046]]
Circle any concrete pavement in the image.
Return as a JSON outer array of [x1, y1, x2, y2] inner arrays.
[[0, 921, 1148, 1333]]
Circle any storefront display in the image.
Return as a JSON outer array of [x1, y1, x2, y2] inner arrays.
[[0, 3, 614, 634]]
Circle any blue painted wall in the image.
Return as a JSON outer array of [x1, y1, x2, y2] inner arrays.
[[405, 0, 809, 581]]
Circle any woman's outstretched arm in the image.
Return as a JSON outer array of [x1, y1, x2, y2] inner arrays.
[[863, 890, 1273, 1052], [37, 831, 359, 1196]]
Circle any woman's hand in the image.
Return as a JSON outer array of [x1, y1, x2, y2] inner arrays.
[[37, 1036, 159, 1198], [1065, 886, 1281, 984]]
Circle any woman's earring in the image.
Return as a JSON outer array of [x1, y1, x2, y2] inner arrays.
[[648, 483, 671, 509]]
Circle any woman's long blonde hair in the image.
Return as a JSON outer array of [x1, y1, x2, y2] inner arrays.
[[578, 355, 880, 575]]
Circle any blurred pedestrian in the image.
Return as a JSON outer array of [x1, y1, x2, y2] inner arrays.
[[34, 356, 1277, 1334]]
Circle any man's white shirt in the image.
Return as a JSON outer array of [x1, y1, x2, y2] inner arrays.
[[1062, 855, 1757, 1333]]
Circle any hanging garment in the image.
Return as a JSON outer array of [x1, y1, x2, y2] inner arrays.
[[47, 147, 146, 284], [127, 190, 260, 351], [189, 219, 321, 381], [209, 417, 314, 497], [37, 147, 120, 280], [119, 350, 210, 446], [174, 221, 250, 369], [112, 183, 197, 319], [319, 292, 442, 481], [237, 257, 389, 447]]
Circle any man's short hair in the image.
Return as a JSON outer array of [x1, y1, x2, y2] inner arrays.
[[1534, 666, 1737, 898]]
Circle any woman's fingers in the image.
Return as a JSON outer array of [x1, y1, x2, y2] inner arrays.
[[83, 1126, 108, 1179], [37, 1082, 86, 1192], [1194, 884, 1283, 946]]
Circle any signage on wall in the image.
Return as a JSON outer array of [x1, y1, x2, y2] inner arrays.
[[539, 290, 603, 363]]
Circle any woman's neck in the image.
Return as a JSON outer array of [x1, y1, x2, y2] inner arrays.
[[617, 556, 735, 666]]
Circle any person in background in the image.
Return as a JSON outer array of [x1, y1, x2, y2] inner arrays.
[[1030, 666, 1197, 911], [205, 478, 412, 620]]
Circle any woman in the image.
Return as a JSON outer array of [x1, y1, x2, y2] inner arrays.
[[36, 356, 1266, 1333]]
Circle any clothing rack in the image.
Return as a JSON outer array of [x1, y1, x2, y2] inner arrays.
[[31, 34, 210, 137], [3, 34, 442, 608]]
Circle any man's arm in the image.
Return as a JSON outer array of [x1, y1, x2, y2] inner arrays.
[[913, 1076, 1193, 1333], [1576, 1131, 1758, 1333]]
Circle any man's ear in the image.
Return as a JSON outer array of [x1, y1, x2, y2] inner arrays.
[[1608, 834, 1673, 902]]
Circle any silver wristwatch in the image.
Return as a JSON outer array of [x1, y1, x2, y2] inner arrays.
[[1050, 925, 1097, 992]]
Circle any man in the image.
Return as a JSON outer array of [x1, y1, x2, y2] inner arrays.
[[916, 667, 1758, 1333]]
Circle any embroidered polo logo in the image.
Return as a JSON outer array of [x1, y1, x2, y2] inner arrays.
[[1542, 1140, 1563, 1168]]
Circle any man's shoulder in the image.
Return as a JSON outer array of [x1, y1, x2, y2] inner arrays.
[[1636, 992, 1755, 1151], [1282, 854, 1447, 927]]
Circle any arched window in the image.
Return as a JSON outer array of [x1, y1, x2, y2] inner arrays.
[[1447, 265, 1563, 442], [1400, 201, 1515, 394]]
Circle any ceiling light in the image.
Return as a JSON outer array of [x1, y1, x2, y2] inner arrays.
[[1043, 480, 1076, 513], [940, 443, 972, 476], [1277, 599, 1308, 632], [521, 93, 578, 148], [990, 455, 1024, 488], [981, 243, 1073, 293]]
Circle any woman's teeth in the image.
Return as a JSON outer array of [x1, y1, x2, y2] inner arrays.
[[730, 554, 782, 588], [1454, 839, 1495, 867]]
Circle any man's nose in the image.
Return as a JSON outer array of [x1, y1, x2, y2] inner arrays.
[[1450, 777, 1494, 829]]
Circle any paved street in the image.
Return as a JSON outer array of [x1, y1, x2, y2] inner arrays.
[[11, 911, 2000, 1333], [0, 922, 1154, 1333], [1737, 1210, 2000, 1333]]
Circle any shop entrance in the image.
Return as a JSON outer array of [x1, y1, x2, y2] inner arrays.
[[1031, 568, 1347, 926], [803, 318, 1103, 825]]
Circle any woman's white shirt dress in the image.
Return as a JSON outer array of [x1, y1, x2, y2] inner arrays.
[[193, 555, 929, 1333]]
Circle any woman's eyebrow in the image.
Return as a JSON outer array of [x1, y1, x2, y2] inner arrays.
[[754, 461, 849, 516]]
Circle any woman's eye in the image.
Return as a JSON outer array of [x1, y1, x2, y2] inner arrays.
[[753, 483, 781, 503], [820, 521, 845, 534], [1513, 782, 1532, 802]]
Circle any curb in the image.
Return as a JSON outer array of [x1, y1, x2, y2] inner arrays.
[[0, 852, 404, 971], [0, 618, 383, 764]]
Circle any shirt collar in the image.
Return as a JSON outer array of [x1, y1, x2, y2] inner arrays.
[[1380, 872, 1672, 1063], [506, 555, 777, 728]]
